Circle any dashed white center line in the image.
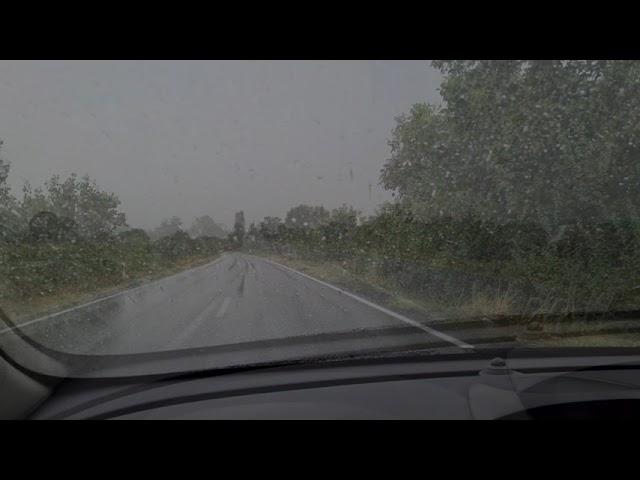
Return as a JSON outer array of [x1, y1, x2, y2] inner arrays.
[[216, 297, 232, 318]]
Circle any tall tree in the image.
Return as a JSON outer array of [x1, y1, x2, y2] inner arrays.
[[0, 141, 9, 202], [0, 142, 15, 229], [233, 211, 245, 244], [259, 216, 282, 241], [0, 141, 21, 240]]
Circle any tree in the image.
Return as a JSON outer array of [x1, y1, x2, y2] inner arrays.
[[285, 205, 329, 229], [0, 141, 10, 203], [118, 228, 150, 246], [0, 140, 21, 238], [20, 183, 49, 221], [329, 204, 359, 228], [233, 211, 245, 244], [154, 230, 194, 260], [20, 173, 127, 241], [27, 211, 78, 243], [319, 205, 360, 260], [188, 215, 226, 239], [247, 222, 258, 241], [381, 60, 640, 236], [259, 216, 283, 241]]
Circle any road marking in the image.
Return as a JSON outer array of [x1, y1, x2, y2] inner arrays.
[[0, 255, 228, 337], [216, 297, 232, 318], [263, 258, 474, 350], [166, 295, 226, 349], [191, 297, 222, 324]]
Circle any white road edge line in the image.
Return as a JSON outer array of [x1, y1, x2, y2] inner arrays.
[[216, 297, 232, 318], [0, 255, 228, 336], [263, 257, 474, 350]]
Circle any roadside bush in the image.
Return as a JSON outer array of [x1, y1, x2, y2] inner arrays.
[[192, 236, 225, 256], [153, 231, 196, 261], [1, 227, 227, 303], [1, 241, 121, 300]]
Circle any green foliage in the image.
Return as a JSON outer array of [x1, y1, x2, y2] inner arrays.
[[259, 216, 282, 239], [0, 159, 225, 305], [318, 205, 360, 260], [382, 61, 640, 235], [251, 61, 640, 314], [233, 211, 245, 245], [118, 228, 151, 245], [3, 241, 131, 300], [0, 142, 22, 237], [0, 141, 11, 201], [285, 205, 330, 229], [153, 230, 195, 260], [1, 230, 226, 303], [192, 235, 225, 256], [21, 173, 127, 241]]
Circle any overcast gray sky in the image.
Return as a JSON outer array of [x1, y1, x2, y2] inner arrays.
[[0, 60, 442, 230]]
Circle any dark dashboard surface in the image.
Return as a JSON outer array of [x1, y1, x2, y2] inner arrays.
[[25, 353, 640, 419]]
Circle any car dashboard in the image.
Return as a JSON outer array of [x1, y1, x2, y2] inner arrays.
[[10, 352, 640, 420]]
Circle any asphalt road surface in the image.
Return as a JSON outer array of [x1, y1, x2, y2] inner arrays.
[[1, 253, 472, 369]]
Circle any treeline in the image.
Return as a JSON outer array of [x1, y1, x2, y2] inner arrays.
[[245, 204, 359, 260], [0, 157, 228, 304], [247, 201, 640, 314], [148, 215, 227, 242]]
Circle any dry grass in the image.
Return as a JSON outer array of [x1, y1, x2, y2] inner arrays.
[[530, 333, 640, 347], [455, 288, 516, 317]]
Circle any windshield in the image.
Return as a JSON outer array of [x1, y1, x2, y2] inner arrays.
[[2, 60, 640, 378]]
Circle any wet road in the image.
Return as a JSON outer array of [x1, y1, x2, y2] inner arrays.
[[1, 253, 470, 359]]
